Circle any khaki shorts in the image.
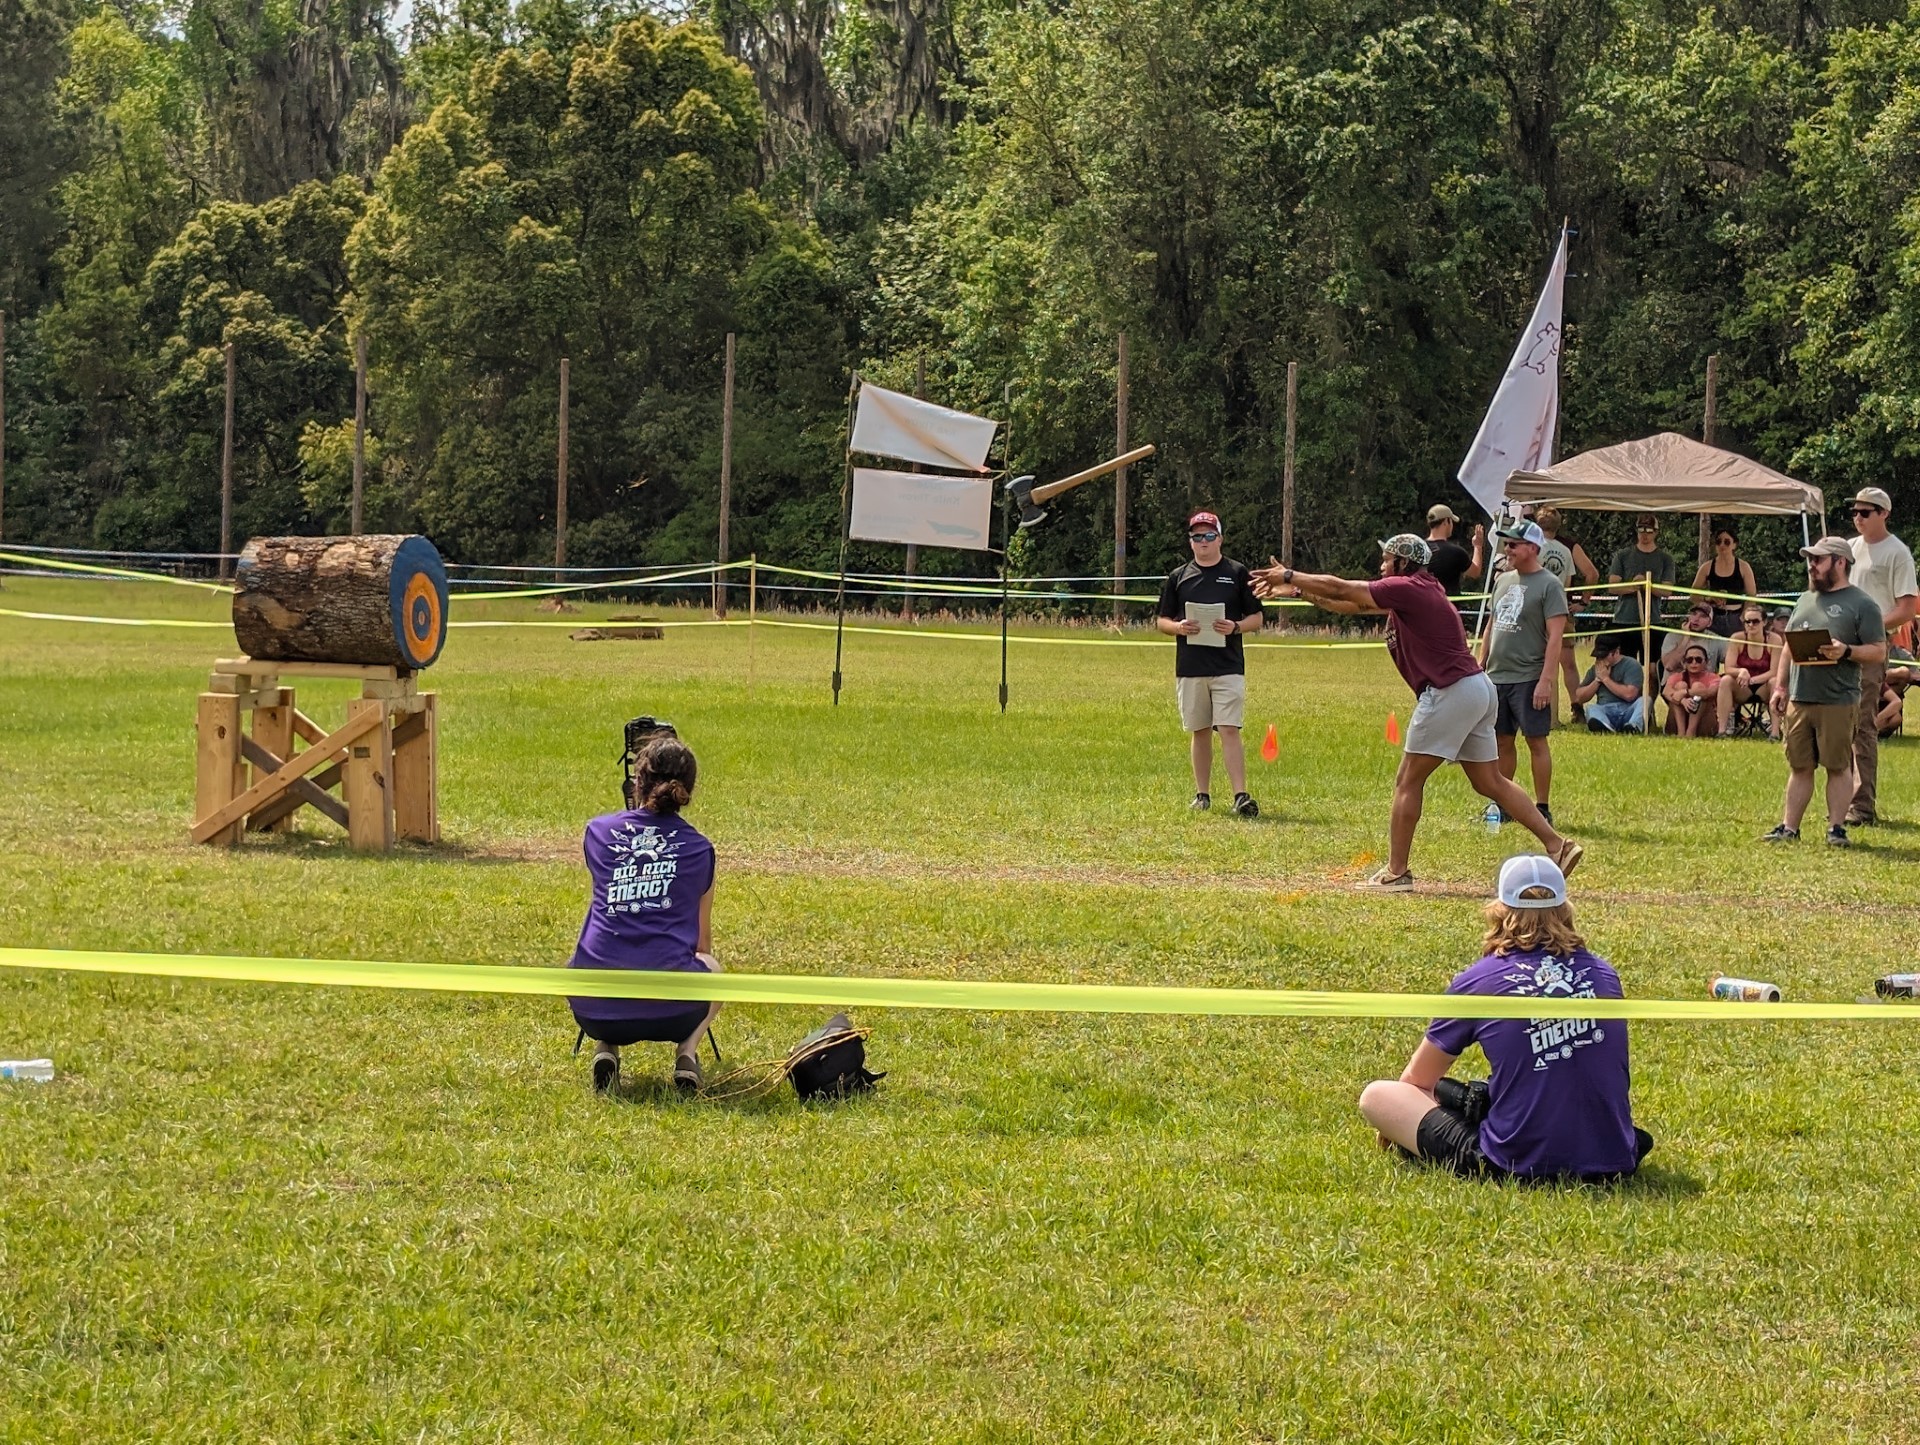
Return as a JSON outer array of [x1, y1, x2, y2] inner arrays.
[[1177, 674, 1247, 732], [1784, 700, 1855, 773], [1405, 672, 1499, 764]]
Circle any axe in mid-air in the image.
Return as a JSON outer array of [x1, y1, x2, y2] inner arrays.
[[1004, 444, 1156, 530]]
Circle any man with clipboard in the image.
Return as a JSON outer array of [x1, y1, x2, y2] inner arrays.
[[1762, 537, 1886, 847]]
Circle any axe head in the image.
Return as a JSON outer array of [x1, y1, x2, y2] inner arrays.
[[1004, 474, 1045, 529]]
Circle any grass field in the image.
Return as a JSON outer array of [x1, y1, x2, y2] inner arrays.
[[4, 575, 1920, 1443]]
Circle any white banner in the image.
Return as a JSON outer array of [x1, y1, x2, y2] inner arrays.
[[850, 383, 997, 472], [1457, 229, 1568, 519], [849, 468, 996, 552]]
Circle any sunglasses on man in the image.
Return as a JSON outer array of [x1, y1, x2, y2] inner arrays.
[[1851, 507, 1884, 518], [1188, 530, 1220, 542]]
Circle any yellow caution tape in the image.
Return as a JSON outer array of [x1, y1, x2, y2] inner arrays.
[[0, 947, 1906, 1021], [0, 608, 228, 628], [0, 551, 233, 592]]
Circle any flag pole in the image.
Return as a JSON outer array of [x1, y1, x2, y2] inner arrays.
[[833, 371, 858, 706], [999, 380, 1014, 713]]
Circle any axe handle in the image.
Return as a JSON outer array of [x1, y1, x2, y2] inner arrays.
[[1031, 444, 1157, 503]]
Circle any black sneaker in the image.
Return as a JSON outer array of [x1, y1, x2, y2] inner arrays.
[[1539, 804, 1554, 827], [1760, 824, 1800, 843], [591, 1043, 619, 1094], [1190, 792, 1211, 811], [1231, 792, 1259, 819], [1827, 825, 1851, 848], [1844, 811, 1874, 827]]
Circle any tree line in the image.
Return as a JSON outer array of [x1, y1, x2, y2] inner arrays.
[[3, 0, 1919, 591]]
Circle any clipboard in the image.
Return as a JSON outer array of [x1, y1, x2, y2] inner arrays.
[[1785, 628, 1833, 664]]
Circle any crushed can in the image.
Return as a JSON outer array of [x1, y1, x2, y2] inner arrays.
[[1874, 974, 1920, 999], [1711, 974, 1782, 1003]]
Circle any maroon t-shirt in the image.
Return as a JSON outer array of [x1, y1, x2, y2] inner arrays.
[[1368, 571, 1483, 696]]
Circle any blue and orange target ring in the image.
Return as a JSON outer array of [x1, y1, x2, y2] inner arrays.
[[387, 536, 450, 669]]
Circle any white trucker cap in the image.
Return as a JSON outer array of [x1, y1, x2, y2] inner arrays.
[[1498, 855, 1568, 909]]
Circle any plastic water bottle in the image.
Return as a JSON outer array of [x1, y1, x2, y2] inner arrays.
[[0, 1059, 53, 1082], [1875, 974, 1920, 999], [1483, 802, 1503, 832]]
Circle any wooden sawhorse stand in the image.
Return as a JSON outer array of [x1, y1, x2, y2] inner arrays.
[[192, 658, 438, 851]]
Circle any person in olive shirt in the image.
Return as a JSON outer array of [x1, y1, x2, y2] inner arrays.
[[1607, 514, 1675, 657], [1763, 537, 1886, 848], [1156, 511, 1264, 816]]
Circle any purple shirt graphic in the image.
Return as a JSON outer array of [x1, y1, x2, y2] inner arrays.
[[567, 809, 714, 1023], [1426, 948, 1640, 1178]]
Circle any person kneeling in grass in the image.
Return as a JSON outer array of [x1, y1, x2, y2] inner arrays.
[[566, 735, 721, 1095], [1358, 856, 1653, 1181]]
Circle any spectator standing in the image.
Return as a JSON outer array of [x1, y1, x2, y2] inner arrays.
[[1253, 537, 1582, 891], [1155, 511, 1264, 817], [1607, 515, 1675, 658], [1845, 488, 1918, 826], [1536, 507, 1598, 722], [1425, 505, 1486, 597], [1476, 521, 1568, 824], [1573, 634, 1646, 733], [1763, 537, 1886, 847], [1692, 524, 1759, 637]]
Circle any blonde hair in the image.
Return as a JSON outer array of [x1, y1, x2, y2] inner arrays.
[[1482, 888, 1586, 956], [1535, 506, 1562, 537]]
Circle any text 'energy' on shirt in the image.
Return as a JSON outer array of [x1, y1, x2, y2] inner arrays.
[[568, 807, 715, 1023]]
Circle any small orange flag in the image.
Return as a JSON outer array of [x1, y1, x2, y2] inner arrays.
[[1260, 723, 1279, 763], [1385, 711, 1401, 744]]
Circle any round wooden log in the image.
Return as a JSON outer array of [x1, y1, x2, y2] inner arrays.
[[232, 535, 450, 669]]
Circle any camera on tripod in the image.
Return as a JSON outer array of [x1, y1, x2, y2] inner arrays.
[[621, 716, 678, 807]]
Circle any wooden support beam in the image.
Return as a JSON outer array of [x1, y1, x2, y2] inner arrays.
[[341, 698, 394, 853], [291, 709, 326, 745], [217, 658, 401, 683], [194, 693, 247, 847], [250, 690, 295, 832], [393, 692, 438, 843], [191, 706, 383, 843], [240, 737, 350, 830]]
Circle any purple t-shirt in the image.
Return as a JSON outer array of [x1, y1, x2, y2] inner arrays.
[[567, 809, 714, 1023], [1367, 571, 1482, 696], [1426, 948, 1640, 1179]]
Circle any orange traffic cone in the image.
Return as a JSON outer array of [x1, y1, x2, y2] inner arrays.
[[1385, 711, 1401, 744], [1260, 724, 1279, 763]]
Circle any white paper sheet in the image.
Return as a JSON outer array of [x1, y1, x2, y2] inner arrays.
[[850, 383, 998, 472], [849, 468, 996, 552], [1185, 601, 1227, 647]]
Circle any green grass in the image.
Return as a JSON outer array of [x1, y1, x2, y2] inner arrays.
[[4, 576, 1920, 1442]]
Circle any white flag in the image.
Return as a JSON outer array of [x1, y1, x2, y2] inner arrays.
[[1457, 230, 1568, 518], [849, 468, 996, 551], [850, 382, 997, 472]]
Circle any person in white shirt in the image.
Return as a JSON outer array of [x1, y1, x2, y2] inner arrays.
[[1845, 487, 1918, 825]]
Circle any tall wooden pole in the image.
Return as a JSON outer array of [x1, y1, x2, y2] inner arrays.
[[555, 356, 570, 571], [0, 311, 7, 545], [1699, 353, 1719, 565], [351, 333, 368, 536], [903, 352, 927, 621], [1113, 331, 1129, 623], [220, 341, 236, 579], [715, 331, 735, 618], [1281, 360, 1298, 568]]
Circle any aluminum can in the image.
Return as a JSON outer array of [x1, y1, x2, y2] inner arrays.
[[1874, 974, 1920, 999], [1710, 974, 1782, 1003]]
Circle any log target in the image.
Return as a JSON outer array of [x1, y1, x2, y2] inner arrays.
[[234, 534, 450, 670]]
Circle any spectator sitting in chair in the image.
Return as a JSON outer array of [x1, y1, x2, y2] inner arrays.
[[1660, 601, 1726, 730], [1877, 646, 1915, 739], [1717, 605, 1779, 738], [1667, 644, 1720, 737], [1574, 633, 1645, 733]]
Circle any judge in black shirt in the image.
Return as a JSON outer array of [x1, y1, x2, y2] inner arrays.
[[1425, 504, 1485, 596], [1155, 511, 1264, 817]]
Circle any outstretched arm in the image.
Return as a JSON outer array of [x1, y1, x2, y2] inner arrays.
[[1251, 560, 1381, 614]]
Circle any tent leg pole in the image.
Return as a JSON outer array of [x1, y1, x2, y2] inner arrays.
[[1642, 576, 1653, 735]]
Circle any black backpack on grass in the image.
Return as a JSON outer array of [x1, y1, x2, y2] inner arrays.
[[787, 1013, 884, 1101]]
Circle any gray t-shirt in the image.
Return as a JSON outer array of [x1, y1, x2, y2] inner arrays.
[[1787, 584, 1885, 705], [1539, 538, 1576, 586], [1608, 545, 1675, 626], [1485, 567, 1570, 684]]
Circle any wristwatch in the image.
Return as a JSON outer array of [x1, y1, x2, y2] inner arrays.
[[1842, 643, 1854, 662], [1281, 567, 1295, 584]]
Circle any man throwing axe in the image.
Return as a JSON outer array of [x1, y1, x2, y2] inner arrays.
[[1253, 536, 1584, 891]]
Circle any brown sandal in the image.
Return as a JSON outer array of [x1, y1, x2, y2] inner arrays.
[[1550, 840, 1584, 877]]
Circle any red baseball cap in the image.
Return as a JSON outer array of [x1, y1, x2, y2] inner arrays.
[[1187, 512, 1221, 531]]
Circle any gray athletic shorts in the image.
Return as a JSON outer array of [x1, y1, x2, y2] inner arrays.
[[1405, 672, 1499, 763]]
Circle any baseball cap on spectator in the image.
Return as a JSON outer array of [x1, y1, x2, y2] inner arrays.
[[1379, 534, 1433, 566], [1685, 599, 1713, 620], [1187, 511, 1221, 532], [1801, 536, 1853, 561], [1498, 855, 1568, 909], [1427, 504, 1458, 526], [1635, 513, 1660, 531], [1495, 520, 1546, 548], [1852, 487, 1893, 512]]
